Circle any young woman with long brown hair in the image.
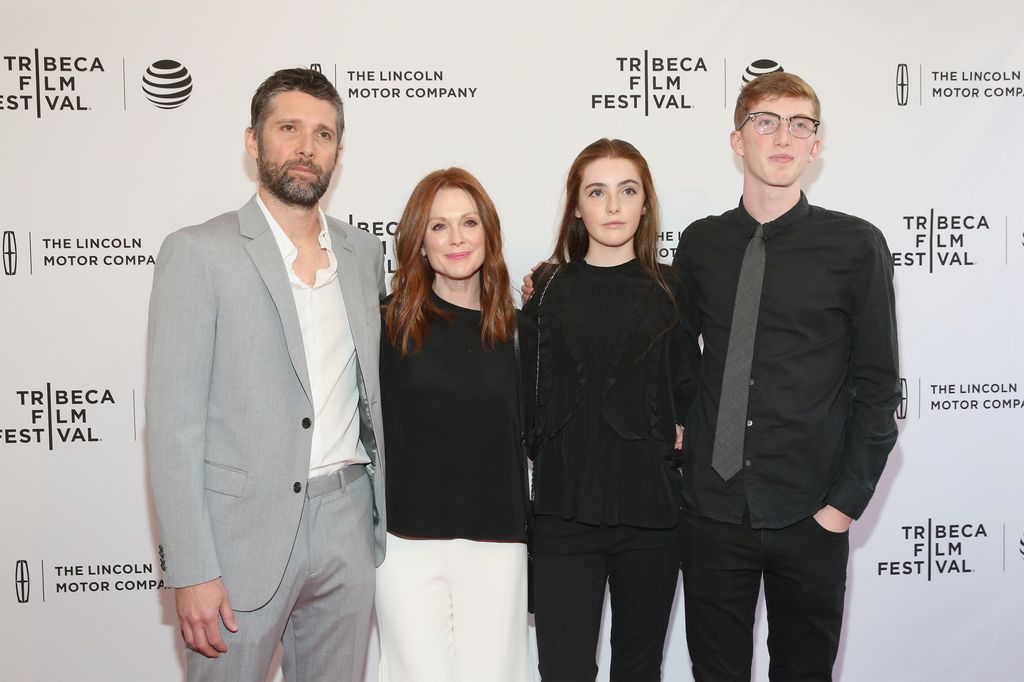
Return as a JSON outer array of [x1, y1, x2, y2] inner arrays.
[[523, 139, 699, 681], [375, 167, 533, 682]]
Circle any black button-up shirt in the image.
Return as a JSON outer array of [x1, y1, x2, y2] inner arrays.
[[673, 194, 900, 529]]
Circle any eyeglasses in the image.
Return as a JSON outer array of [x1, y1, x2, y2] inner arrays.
[[740, 112, 820, 139]]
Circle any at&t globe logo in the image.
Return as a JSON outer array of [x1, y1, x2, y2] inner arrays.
[[142, 60, 193, 109], [742, 59, 783, 87]]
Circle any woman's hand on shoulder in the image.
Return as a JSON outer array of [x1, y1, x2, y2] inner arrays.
[[520, 261, 546, 304]]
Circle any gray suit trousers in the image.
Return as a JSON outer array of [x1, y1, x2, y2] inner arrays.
[[186, 470, 375, 682]]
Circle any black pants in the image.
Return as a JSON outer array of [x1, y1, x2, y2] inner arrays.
[[533, 515, 680, 682], [678, 508, 849, 682]]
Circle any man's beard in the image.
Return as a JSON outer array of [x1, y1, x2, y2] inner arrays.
[[257, 148, 334, 209]]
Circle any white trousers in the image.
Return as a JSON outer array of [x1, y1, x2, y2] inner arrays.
[[375, 533, 532, 682]]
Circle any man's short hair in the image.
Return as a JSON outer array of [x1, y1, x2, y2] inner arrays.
[[250, 68, 345, 141], [734, 72, 821, 130]]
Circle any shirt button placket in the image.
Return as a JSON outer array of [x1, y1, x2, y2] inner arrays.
[[745, 414, 753, 467]]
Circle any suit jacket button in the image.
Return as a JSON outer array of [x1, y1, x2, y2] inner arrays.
[[293, 482, 302, 493], [301, 417, 312, 429]]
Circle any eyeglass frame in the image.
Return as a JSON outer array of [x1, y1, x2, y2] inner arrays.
[[739, 111, 821, 139]]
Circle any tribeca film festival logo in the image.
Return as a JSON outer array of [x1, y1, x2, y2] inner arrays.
[[141, 59, 193, 109], [12, 558, 169, 603], [591, 51, 709, 114], [2, 385, 117, 450], [344, 64, 477, 101], [349, 212, 398, 274], [894, 63, 1023, 105], [1, 50, 105, 117], [891, 210, 998, 271], [877, 519, 990, 580]]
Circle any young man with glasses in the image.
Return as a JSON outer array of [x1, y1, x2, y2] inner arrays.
[[672, 72, 900, 681]]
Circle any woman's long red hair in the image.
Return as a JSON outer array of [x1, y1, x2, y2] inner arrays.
[[385, 168, 515, 354]]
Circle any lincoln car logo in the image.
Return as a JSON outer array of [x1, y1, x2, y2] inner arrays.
[[15, 560, 30, 604], [896, 64, 910, 106], [2, 231, 15, 276], [896, 378, 909, 419]]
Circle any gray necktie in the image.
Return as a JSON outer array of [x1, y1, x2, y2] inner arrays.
[[712, 223, 766, 481]]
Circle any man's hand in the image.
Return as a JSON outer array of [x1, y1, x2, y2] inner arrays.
[[813, 505, 853, 533], [175, 577, 238, 658], [674, 424, 684, 450]]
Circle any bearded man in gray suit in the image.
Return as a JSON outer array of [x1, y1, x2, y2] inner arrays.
[[146, 68, 386, 681]]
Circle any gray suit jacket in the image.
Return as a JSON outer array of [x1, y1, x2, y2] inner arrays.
[[146, 196, 387, 611]]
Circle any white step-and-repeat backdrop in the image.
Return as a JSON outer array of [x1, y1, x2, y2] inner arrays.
[[2, 1, 1023, 680]]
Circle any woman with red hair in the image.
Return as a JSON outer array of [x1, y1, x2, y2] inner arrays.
[[375, 168, 533, 682]]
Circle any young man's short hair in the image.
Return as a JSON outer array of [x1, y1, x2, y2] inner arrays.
[[734, 72, 821, 130]]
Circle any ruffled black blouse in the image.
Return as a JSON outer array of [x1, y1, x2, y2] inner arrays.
[[523, 259, 698, 528]]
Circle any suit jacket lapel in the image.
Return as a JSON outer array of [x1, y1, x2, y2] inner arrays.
[[329, 221, 370, 366], [329, 219, 384, 469], [239, 197, 313, 405]]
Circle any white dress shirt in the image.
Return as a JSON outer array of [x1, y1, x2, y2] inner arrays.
[[257, 195, 370, 477]]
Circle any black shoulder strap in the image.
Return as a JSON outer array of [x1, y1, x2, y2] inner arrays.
[[532, 265, 559, 426], [511, 324, 532, 538]]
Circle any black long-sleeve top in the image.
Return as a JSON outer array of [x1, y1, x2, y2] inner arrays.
[[523, 258, 699, 529], [380, 293, 533, 542], [672, 193, 900, 529]]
